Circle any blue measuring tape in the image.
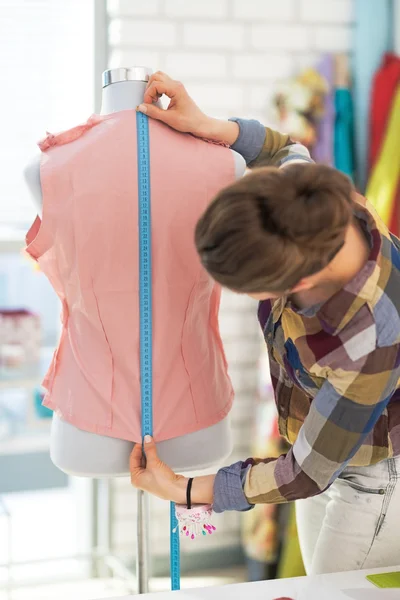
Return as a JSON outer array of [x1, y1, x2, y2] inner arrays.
[[137, 112, 153, 440], [136, 111, 181, 592], [170, 502, 181, 590]]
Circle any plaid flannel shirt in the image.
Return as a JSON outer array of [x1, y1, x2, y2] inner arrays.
[[213, 118, 400, 513]]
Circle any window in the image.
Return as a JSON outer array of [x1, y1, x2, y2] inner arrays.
[[0, 3, 100, 588], [0, 0, 96, 230]]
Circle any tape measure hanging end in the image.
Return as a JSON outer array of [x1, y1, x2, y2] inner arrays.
[[170, 502, 181, 590]]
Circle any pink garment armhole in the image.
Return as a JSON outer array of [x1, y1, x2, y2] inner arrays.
[[26, 114, 106, 260], [25, 215, 43, 261]]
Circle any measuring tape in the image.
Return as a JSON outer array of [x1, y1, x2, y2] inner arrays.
[[136, 111, 181, 592], [137, 111, 153, 440], [170, 502, 181, 590]]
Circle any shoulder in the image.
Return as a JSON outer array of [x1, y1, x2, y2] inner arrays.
[[372, 232, 400, 347], [322, 300, 399, 374], [353, 196, 400, 346], [335, 306, 400, 375]]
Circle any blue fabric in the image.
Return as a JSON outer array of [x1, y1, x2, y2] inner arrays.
[[314, 54, 335, 166], [228, 118, 266, 165], [284, 338, 318, 391], [353, 0, 393, 190], [213, 461, 254, 513], [334, 88, 354, 179], [392, 237, 400, 270]]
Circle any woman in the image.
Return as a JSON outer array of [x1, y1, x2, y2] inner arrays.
[[130, 72, 400, 574]]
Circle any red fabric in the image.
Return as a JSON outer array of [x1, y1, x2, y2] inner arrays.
[[368, 53, 400, 172]]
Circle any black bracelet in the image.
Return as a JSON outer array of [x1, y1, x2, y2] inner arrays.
[[186, 477, 194, 510]]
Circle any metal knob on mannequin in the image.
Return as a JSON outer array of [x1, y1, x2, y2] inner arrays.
[[101, 66, 153, 115], [102, 66, 151, 87]]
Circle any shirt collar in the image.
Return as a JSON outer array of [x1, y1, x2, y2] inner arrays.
[[272, 205, 382, 335]]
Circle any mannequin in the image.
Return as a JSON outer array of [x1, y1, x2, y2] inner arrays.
[[23, 67, 246, 477]]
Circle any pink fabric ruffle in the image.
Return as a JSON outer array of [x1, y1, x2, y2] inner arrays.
[[38, 114, 103, 151]]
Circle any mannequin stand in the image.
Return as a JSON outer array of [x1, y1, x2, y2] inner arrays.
[[137, 490, 150, 594], [92, 479, 139, 594]]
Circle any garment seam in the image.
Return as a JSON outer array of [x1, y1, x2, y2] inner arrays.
[[375, 458, 397, 538], [360, 458, 397, 568], [92, 282, 114, 429], [338, 478, 386, 495], [180, 278, 200, 423]]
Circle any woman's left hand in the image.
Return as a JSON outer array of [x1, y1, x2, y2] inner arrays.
[[130, 436, 187, 503]]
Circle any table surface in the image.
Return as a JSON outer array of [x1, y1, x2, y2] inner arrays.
[[104, 566, 400, 600]]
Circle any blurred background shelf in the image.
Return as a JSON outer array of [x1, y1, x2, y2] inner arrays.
[[0, 430, 51, 457], [0, 379, 40, 392]]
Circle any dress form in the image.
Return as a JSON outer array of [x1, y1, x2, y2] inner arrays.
[[23, 67, 246, 477]]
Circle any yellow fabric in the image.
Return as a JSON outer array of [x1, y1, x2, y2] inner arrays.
[[366, 85, 400, 225], [277, 504, 306, 579]]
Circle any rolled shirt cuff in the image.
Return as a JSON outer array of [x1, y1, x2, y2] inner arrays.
[[213, 461, 254, 513], [228, 117, 266, 165]]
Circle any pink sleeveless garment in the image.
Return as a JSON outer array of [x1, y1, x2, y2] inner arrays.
[[25, 110, 236, 442]]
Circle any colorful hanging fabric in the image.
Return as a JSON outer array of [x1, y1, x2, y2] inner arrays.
[[366, 85, 400, 226], [334, 88, 354, 179], [368, 53, 400, 172], [389, 182, 400, 237], [353, 0, 393, 190], [272, 68, 328, 152], [313, 54, 335, 166], [276, 504, 305, 580]]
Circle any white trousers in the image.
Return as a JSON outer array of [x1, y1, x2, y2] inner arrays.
[[296, 456, 400, 575]]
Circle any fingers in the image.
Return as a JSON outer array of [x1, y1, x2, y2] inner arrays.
[[129, 436, 158, 470], [130, 437, 156, 487], [146, 71, 172, 90], [136, 102, 172, 124], [143, 80, 171, 104], [142, 435, 159, 464], [130, 442, 148, 487], [129, 441, 143, 471], [143, 77, 184, 105]]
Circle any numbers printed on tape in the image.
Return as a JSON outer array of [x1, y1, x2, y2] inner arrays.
[[137, 112, 153, 438], [137, 112, 180, 591], [170, 502, 181, 591]]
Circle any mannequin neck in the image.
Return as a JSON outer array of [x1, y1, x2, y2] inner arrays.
[[100, 80, 147, 115]]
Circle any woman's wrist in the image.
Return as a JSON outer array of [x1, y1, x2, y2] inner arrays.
[[171, 474, 216, 506], [191, 475, 215, 505], [195, 117, 240, 146], [171, 476, 189, 504]]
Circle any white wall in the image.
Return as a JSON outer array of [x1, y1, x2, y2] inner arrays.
[[106, 0, 354, 568], [108, 0, 354, 122], [395, 0, 400, 55]]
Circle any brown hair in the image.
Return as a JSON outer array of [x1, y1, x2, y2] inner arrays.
[[195, 163, 354, 293]]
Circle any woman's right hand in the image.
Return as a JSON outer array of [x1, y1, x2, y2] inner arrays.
[[136, 71, 239, 146], [137, 71, 209, 137]]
